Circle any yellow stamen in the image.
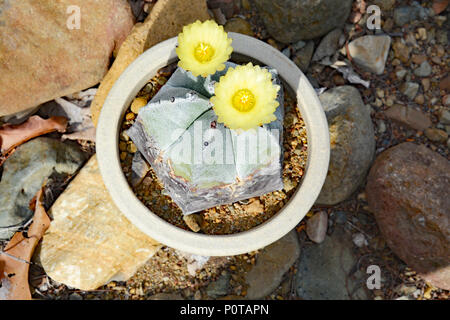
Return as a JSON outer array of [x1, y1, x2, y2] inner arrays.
[[232, 89, 256, 112], [194, 42, 215, 63]]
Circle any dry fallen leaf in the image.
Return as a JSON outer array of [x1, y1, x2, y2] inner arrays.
[[0, 115, 67, 155], [433, 0, 449, 14], [0, 188, 51, 300]]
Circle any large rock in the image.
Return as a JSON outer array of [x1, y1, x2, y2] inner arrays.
[[296, 226, 369, 300], [244, 230, 300, 299], [39, 156, 161, 290], [90, 0, 211, 125], [0, 0, 134, 117], [0, 138, 87, 239], [316, 86, 375, 205], [254, 0, 353, 43], [366, 143, 450, 290]]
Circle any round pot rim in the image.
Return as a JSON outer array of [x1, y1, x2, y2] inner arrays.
[[96, 33, 330, 256]]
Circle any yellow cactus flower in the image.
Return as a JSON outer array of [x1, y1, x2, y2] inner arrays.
[[176, 20, 233, 77], [211, 63, 280, 130]]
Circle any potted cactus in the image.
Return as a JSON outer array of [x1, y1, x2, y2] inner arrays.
[[96, 20, 330, 256]]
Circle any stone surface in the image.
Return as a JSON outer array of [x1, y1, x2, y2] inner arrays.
[[316, 86, 375, 205], [385, 104, 432, 131], [0, 138, 87, 239], [425, 128, 448, 143], [312, 29, 342, 62], [366, 143, 450, 290], [400, 82, 420, 100], [296, 226, 369, 300], [206, 272, 231, 298], [39, 156, 161, 290], [254, 0, 353, 43], [414, 61, 432, 77], [244, 230, 300, 299], [393, 41, 411, 64], [394, 5, 429, 26], [91, 0, 211, 125], [0, 0, 134, 117], [293, 41, 315, 73], [224, 17, 253, 36], [306, 211, 328, 244], [347, 35, 391, 75], [439, 109, 450, 125]]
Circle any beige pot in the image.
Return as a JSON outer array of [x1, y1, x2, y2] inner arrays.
[[96, 33, 330, 256]]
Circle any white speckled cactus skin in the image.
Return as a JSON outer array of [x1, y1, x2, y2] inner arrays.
[[127, 63, 284, 214]]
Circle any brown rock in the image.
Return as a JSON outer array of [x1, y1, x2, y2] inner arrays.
[[393, 40, 411, 64], [385, 104, 432, 131], [425, 128, 448, 143], [0, 0, 134, 117], [440, 75, 450, 91], [39, 156, 161, 290], [90, 0, 210, 126], [366, 143, 450, 290], [422, 78, 431, 91], [224, 18, 254, 36]]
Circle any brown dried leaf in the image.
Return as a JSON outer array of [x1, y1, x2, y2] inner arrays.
[[0, 188, 51, 300], [433, 0, 449, 14], [0, 115, 67, 154]]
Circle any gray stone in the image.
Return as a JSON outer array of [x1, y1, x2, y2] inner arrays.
[[393, 5, 428, 26], [439, 109, 450, 125], [312, 29, 343, 62], [206, 272, 231, 298], [414, 61, 432, 77], [401, 82, 420, 100], [254, 0, 353, 43], [245, 230, 300, 299], [130, 152, 151, 187], [68, 293, 83, 300], [0, 138, 87, 239], [316, 86, 375, 205], [296, 226, 369, 300], [293, 41, 315, 72], [347, 35, 391, 75]]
